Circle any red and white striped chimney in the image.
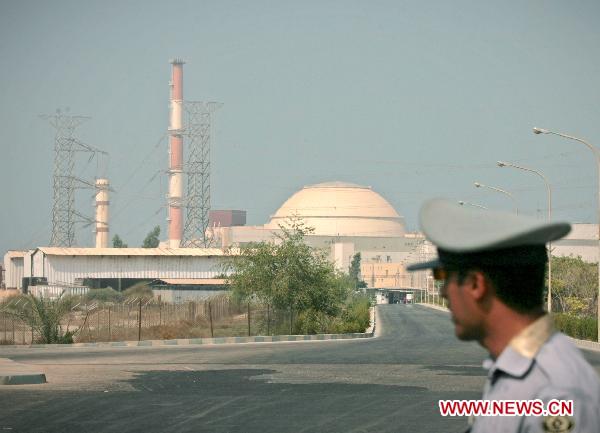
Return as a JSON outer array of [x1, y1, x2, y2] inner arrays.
[[95, 178, 109, 248], [168, 59, 184, 248]]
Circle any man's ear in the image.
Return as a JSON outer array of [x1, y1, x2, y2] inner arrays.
[[466, 270, 490, 301]]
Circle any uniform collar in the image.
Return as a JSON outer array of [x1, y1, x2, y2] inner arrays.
[[508, 314, 554, 359], [484, 314, 554, 379]]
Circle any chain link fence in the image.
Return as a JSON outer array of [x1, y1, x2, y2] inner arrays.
[[0, 295, 243, 344]]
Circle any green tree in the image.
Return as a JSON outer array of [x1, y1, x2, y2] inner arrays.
[[349, 252, 367, 289], [226, 220, 350, 333], [142, 225, 161, 248], [112, 234, 128, 248], [551, 255, 597, 317]]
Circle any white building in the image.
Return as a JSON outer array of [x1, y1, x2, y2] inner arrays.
[[8, 247, 229, 291], [3, 250, 26, 290], [210, 181, 432, 289], [553, 223, 598, 263]]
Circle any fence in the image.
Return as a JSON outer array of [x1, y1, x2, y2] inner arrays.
[[0, 295, 370, 344], [28, 285, 89, 299], [415, 289, 447, 308], [0, 295, 238, 345]]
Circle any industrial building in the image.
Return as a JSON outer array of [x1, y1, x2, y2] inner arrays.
[[4, 178, 599, 295], [4, 182, 431, 292], [2, 58, 598, 299], [3, 251, 26, 291], [553, 223, 599, 263], [18, 247, 226, 291], [209, 181, 435, 291]]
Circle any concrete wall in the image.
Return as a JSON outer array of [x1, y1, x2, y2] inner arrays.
[[3, 251, 26, 290], [553, 223, 598, 263], [361, 262, 408, 289], [331, 242, 355, 272]]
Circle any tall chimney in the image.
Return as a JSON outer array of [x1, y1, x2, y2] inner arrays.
[[168, 59, 184, 248], [95, 178, 109, 248]]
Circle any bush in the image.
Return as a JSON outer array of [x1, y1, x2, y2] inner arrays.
[[289, 295, 371, 335], [122, 282, 154, 300], [293, 309, 329, 334], [85, 287, 123, 303], [334, 295, 371, 333], [3, 294, 79, 344], [553, 313, 598, 341]]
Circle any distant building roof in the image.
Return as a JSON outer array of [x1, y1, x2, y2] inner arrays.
[[265, 181, 406, 237], [153, 278, 228, 285], [308, 181, 368, 189], [5, 250, 27, 258], [34, 247, 237, 257]]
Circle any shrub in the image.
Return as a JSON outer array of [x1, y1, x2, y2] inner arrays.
[[553, 313, 598, 341], [290, 294, 371, 335], [293, 309, 330, 334], [122, 282, 154, 300], [334, 295, 371, 333], [85, 287, 123, 303], [3, 294, 79, 344]]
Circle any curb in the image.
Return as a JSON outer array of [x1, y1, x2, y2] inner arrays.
[[0, 358, 47, 385], [569, 337, 600, 352], [417, 302, 449, 313], [419, 303, 600, 353], [365, 306, 376, 335], [0, 309, 377, 350], [0, 373, 47, 385], [1, 333, 374, 349]]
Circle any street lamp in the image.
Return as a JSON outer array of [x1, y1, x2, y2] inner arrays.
[[497, 160, 553, 313], [458, 200, 488, 209], [533, 126, 600, 342], [474, 182, 518, 214]]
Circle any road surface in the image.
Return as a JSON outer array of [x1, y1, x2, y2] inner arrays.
[[1, 304, 599, 432]]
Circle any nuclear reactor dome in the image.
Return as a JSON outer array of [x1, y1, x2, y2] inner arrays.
[[265, 181, 405, 237]]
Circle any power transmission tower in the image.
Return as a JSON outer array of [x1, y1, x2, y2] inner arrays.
[[41, 110, 105, 247], [181, 101, 222, 247]]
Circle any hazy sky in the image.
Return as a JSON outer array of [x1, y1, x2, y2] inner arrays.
[[1, 0, 600, 253]]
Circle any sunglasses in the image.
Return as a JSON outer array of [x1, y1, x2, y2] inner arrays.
[[432, 267, 449, 281]]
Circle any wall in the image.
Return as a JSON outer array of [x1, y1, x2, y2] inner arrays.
[[361, 262, 408, 289], [3, 251, 26, 290], [553, 223, 598, 263], [26, 252, 224, 286]]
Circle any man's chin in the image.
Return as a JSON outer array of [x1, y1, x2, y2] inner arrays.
[[454, 326, 475, 341]]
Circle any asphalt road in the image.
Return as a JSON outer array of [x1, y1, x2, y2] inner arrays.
[[1, 305, 599, 433]]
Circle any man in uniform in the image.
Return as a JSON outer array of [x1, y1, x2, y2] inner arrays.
[[407, 198, 600, 433]]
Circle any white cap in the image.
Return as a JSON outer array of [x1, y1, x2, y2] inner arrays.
[[407, 198, 571, 271]]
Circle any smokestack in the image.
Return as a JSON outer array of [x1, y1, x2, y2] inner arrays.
[[168, 59, 185, 248], [95, 178, 109, 248]]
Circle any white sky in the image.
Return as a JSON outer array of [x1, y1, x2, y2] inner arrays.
[[1, 0, 600, 252]]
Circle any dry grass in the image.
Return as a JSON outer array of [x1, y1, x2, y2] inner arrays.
[[72, 312, 254, 342], [0, 289, 19, 301]]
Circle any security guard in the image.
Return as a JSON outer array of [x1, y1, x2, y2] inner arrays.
[[407, 198, 600, 433]]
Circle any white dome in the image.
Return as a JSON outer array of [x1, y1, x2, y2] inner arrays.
[[265, 181, 405, 237]]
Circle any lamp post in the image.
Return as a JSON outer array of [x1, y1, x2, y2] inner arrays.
[[474, 182, 518, 214], [533, 127, 600, 342], [458, 200, 488, 210], [497, 160, 553, 313]]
